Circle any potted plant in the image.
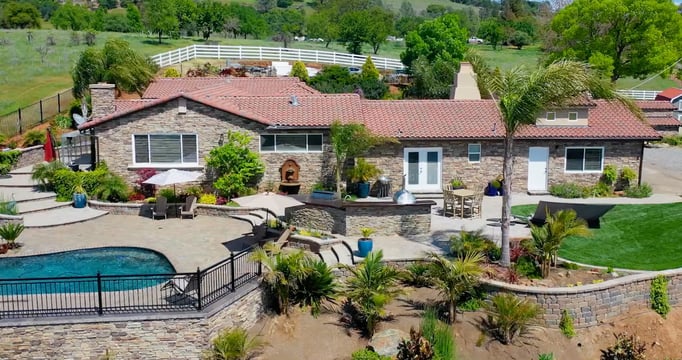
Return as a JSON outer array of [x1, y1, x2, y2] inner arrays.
[[486, 175, 504, 196], [73, 179, 87, 208], [347, 158, 381, 199], [0, 222, 24, 249], [451, 178, 465, 189], [358, 227, 375, 257]]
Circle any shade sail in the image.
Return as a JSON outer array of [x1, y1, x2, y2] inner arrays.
[[530, 201, 615, 229]]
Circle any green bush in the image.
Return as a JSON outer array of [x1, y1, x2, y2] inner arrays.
[[420, 308, 456, 360], [52, 169, 79, 201], [22, 130, 46, 147], [184, 186, 203, 198], [91, 173, 129, 202], [55, 114, 73, 129], [351, 349, 391, 360], [600, 332, 646, 360], [560, 309, 576, 338], [397, 328, 434, 360], [482, 293, 541, 345], [31, 161, 68, 191], [624, 183, 652, 198], [601, 165, 618, 186], [158, 188, 180, 203], [538, 354, 554, 360], [562, 262, 580, 270], [650, 275, 670, 318], [0, 150, 21, 168], [402, 262, 433, 287], [514, 255, 541, 279], [0, 222, 24, 248], [449, 229, 500, 261], [549, 183, 588, 198], [199, 193, 217, 205], [162, 68, 181, 78], [206, 131, 264, 200], [660, 135, 682, 146], [203, 327, 264, 360], [591, 181, 613, 197]]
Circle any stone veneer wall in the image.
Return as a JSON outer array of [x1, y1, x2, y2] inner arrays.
[[285, 201, 434, 236], [89, 200, 264, 218], [0, 287, 263, 359], [15, 145, 43, 169], [93, 100, 334, 193], [368, 139, 643, 193]]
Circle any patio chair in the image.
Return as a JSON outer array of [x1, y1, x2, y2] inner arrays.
[[162, 273, 200, 298], [463, 190, 484, 218], [152, 196, 168, 220], [179, 196, 198, 219], [443, 190, 458, 217]]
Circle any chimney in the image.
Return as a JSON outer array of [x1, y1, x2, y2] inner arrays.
[[450, 62, 481, 100], [89, 83, 116, 118]]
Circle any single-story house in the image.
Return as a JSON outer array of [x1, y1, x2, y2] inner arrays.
[[79, 71, 660, 195], [654, 87, 682, 121]]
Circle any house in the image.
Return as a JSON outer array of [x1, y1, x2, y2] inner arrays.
[[654, 87, 682, 121], [635, 100, 681, 136], [79, 72, 660, 195]]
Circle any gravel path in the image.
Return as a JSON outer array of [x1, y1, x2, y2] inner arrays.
[[642, 146, 682, 195]]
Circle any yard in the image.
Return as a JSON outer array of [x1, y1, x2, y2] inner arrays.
[[511, 203, 682, 271]]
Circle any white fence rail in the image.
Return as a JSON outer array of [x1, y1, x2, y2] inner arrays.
[[150, 45, 405, 71], [616, 90, 661, 100]]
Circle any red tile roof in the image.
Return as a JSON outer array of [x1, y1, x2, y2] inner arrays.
[[361, 100, 503, 139], [646, 116, 681, 126], [142, 77, 319, 99], [516, 100, 661, 140], [635, 100, 675, 110], [655, 88, 682, 101]]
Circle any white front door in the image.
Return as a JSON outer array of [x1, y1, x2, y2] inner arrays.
[[404, 147, 442, 192], [528, 147, 549, 192]]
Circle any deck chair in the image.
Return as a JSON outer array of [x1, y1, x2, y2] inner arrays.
[[179, 196, 198, 219], [152, 196, 168, 220], [162, 273, 199, 298], [443, 190, 457, 217]]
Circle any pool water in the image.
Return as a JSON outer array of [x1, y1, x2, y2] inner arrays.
[[0, 247, 175, 294]]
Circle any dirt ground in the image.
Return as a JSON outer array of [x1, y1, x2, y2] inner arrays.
[[251, 287, 682, 360], [484, 263, 622, 288]]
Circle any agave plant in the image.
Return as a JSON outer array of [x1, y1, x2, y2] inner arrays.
[[203, 327, 265, 360], [0, 222, 24, 249]]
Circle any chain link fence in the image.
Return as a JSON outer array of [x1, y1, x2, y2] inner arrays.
[[0, 88, 74, 137]]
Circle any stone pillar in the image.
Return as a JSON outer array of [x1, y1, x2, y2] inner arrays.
[[89, 83, 116, 119]]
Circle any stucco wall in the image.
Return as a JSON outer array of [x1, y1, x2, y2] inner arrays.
[[0, 287, 263, 359]]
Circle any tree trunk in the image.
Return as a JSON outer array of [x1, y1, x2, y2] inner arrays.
[[335, 155, 345, 195], [500, 133, 514, 267], [158, 32, 162, 44], [449, 299, 457, 324], [325, 41, 331, 48]]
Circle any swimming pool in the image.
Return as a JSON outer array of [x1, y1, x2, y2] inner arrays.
[[0, 247, 176, 294]]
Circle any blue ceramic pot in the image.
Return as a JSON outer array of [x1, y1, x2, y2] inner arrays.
[[357, 238, 373, 257], [73, 193, 87, 208], [357, 182, 371, 198]]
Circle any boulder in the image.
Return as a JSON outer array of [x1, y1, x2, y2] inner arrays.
[[368, 328, 409, 357]]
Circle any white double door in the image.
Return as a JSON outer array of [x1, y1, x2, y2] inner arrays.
[[403, 147, 442, 192]]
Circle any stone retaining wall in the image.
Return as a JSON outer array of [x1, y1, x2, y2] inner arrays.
[[0, 288, 264, 359], [15, 145, 43, 169], [88, 200, 263, 218]]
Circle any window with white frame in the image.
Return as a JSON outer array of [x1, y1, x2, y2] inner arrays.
[[260, 134, 323, 152], [546, 112, 556, 121], [468, 143, 481, 163], [568, 112, 578, 121], [133, 134, 198, 165], [565, 147, 603, 172]]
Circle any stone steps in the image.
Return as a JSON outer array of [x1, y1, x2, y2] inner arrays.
[[10, 165, 37, 175], [0, 173, 36, 188], [22, 207, 109, 228], [0, 188, 56, 203], [17, 199, 72, 214]]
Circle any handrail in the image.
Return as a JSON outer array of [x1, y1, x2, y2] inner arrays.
[[150, 44, 405, 70]]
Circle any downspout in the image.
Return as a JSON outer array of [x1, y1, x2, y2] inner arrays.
[[638, 141, 644, 186]]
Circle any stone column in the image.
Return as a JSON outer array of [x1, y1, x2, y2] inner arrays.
[[89, 83, 116, 119]]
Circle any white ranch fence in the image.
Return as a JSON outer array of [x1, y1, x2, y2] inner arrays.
[[616, 90, 660, 100], [150, 45, 406, 71]]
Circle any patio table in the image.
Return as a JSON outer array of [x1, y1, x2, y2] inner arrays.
[[451, 189, 475, 218]]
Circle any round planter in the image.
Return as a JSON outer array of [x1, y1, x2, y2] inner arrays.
[[357, 182, 371, 198], [73, 193, 87, 208], [485, 183, 498, 196], [357, 238, 373, 257]]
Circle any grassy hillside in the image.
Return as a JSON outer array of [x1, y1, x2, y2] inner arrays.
[[0, 29, 676, 116]]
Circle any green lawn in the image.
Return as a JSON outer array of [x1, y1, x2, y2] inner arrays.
[[511, 203, 682, 270]]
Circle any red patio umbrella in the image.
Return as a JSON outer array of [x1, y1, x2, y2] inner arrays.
[[43, 127, 56, 162]]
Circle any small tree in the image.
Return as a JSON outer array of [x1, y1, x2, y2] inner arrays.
[[290, 60, 309, 82], [360, 56, 380, 81], [249, 243, 307, 315], [427, 251, 485, 323], [329, 121, 395, 194], [529, 209, 590, 278], [206, 131, 264, 200], [482, 293, 540, 345]]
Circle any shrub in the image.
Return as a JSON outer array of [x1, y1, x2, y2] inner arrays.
[[660, 135, 682, 146], [449, 229, 500, 261], [618, 167, 637, 188], [650, 275, 670, 318], [396, 328, 434, 360], [30, 161, 66, 191], [22, 130, 45, 147], [158, 188, 180, 203], [538, 354, 554, 360], [207, 131, 264, 200], [199, 193, 217, 205], [134, 168, 156, 197], [128, 192, 145, 201], [351, 349, 391, 360], [591, 182, 613, 197], [203, 327, 264, 360], [560, 309, 576, 338], [482, 293, 541, 345], [184, 186, 203, 198], [562, 262, 580, 270], [162, 68, 181, 77], [402, 262, 433, 287], [55, 114, 73, 129], [549, 183, 587, 198], [52, 169, 79, 201], [601, 165, 618, 186], [92, 173, 129, 202], [420, 308, 455, 360], [624, 183, 652, 198], [514, 255, 541, 279], [600, 332, 646, 360], [295, 257, 338, 317], [0, 222, 24, 249], [290, 60, 309, 82], [0, 149, 20, 175]]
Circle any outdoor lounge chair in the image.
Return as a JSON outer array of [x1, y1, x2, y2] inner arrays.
[[179, 196, 198, 219], [530, 201, 614, 228], [152, 196, 168, 220], [162, 273, 199, 298]]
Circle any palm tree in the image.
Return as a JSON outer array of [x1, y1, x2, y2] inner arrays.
[[468, 54, 640, 267], [530, 209, 591, 278], [295, 257, 338, 317], [249, 243, 307, 316], [427, 251, 485, 324], [341, 250, 403, 337]]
